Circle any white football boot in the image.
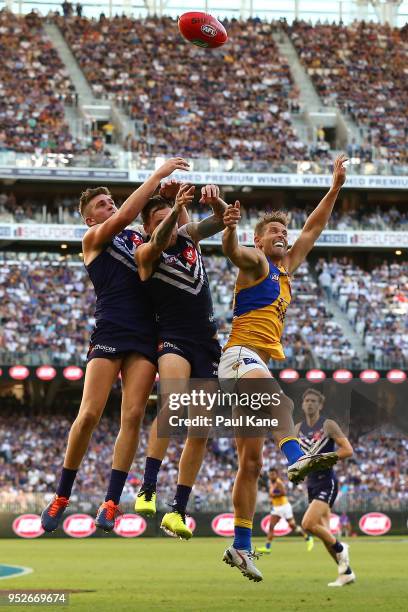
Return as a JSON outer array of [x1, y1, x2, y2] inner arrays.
[[328, 571, 356, 587], [288, 452, 338, 484], [223, 546, 263, 582]]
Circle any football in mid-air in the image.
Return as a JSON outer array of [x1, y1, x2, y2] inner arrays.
[[178, 12, 228, 48]]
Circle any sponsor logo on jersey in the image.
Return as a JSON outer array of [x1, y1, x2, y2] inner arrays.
[[113, 514, 147, 537], [261, 515, 292, 536], [211, 513, 235, 537], [63, 514, 96, 538], [359, 512, 391, 536], [13, 514, 44, 539], [183, 246, 197, 264], [270, 273, 280, 282]]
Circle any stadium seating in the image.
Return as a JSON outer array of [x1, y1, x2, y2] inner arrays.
[[288, 20, 408, 164], [319, 258, 408, 369], [0, 10, 79, 155], [0, 251, 405, 369], [2, 189, 408, 231], [0, 402, 405, 513], [57, 16, 308, 163]]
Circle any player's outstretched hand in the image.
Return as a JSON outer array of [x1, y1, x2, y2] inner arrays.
[[223, 201, 241, 228], [155, 157, 190, 180], [332, 154, 348, 191], [199, 184, 220, 206], [159, 178, 182, 201], [175, 183, 195, 209]]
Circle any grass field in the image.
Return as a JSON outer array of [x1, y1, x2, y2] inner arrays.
[[0, 537, 407, 611]]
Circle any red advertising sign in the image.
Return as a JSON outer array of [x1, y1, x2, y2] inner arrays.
[[359, 512, 391, 536], [12, 514, 44, 539], [63, 514, 96, 538]]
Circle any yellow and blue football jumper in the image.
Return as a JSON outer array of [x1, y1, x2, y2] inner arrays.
[[224, 258, 291, 360]]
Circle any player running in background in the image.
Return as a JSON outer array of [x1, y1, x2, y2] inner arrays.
[[219, 155, 348, 581], [41, 158, 189, 533], [134, 183, 227, 539], [256, 468, 313, 554], [297, 388, 355, 587]]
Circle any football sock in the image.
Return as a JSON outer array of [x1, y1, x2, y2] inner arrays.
[[56, 467, 78, 499], [172, 484, 192, 513], [105, 469, 128, 504], [142, 457, 162, 489], [233, 518, 252, 551], [279, 437, 304, 464], [332, 540, 344, 553]]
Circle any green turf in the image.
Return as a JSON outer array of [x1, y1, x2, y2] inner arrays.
[[0, 537, 407, 612]]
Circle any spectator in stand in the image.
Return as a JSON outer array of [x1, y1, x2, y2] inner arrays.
[[0, 406, 405, 513], [288, 20, 408, 164], [0, 11, 79, 155], [57, 16, 308, 164]]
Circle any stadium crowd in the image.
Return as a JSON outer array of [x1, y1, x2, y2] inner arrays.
[[0, 252, 363, 369], [0, 402, 406, 513], [0, 252, 405, 369], [1, 190, 408, 232], [288, 20, 408, 164], [0, 10, 79, 155], [57, 15, 308, 164], [317, 258, 408, 369]]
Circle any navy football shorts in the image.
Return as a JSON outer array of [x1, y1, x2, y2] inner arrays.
[[307, 477, 338, 508], [157, 337, 221, 378], [87, 319, 157, 365]]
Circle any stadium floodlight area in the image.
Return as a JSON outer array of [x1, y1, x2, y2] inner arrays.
[[1, 0, 408, 26]]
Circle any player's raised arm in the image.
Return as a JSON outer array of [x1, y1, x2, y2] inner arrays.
[[222, 201, 264, 270], [135, 183, 195, 280], [285, 154, 348, 273], [185, 184, 227, 243], [159, 178, 190, 226], [324, 419, 353, 460], [83, 157, 189, 251]]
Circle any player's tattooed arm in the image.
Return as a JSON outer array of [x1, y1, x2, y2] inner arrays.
[[159, 179, 190, 225], [135, 184, 195, 280], [185, 185, 227, 243], [285, 154, 348, 274], [324, 419, 353, 460], [222, 201, 265, 274]]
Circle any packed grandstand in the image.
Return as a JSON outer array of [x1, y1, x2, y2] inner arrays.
[[0, 7, 406, 522]]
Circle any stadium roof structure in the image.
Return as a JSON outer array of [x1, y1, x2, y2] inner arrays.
[[2, 0, 407, 26]]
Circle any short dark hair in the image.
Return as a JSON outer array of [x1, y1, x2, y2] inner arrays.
[[79, 186, 111, 219], [141, 195, 172, 225], [302, 388, 325, 404], [269, 467, 278, 474], [254, 211, 289, 236]]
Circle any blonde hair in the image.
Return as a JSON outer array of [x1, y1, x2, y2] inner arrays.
[[254, 211, 289, 236]]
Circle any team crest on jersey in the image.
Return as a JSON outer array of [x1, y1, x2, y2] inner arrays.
[[270, 273, 280, 282], [131, 233, 144, 247], [183, 246, 197, 264]]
